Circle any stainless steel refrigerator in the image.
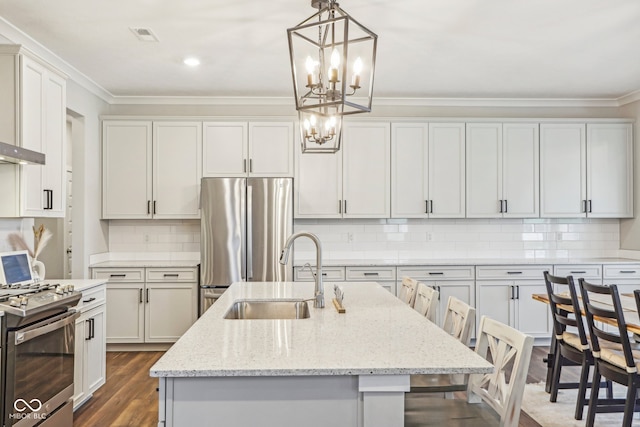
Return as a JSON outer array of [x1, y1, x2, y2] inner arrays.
[[199, 177, 293, 315]]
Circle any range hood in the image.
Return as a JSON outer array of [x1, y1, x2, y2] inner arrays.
[[0, 141, 45, 165]]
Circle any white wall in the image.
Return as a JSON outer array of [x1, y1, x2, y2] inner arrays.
[[65, 79, 110, 277], [620, 99, 640, 250]]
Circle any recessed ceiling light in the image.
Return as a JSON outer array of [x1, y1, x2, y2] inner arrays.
[[183, 57, 200, 67]]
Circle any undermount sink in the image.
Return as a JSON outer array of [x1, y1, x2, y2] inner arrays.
[[223, 299, 311, 320]]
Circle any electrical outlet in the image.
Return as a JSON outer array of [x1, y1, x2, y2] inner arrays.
[[426, 232, 433, 241], [144, 233, 149, 243], [347, 232, 354, 242]]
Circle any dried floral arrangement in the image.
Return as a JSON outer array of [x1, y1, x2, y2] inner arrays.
[[7, 224, 52, 260]]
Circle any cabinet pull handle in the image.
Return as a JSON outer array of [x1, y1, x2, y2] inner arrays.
[[363, 272, 379, 276], [110, 274, 126, 278], [504, 199, 508, 213], [90, 318, 95, 339], [430, 200, 433, 214], [582, 199, 587, 213], [570, 271, 587, 274], [588, 199, 592, 213], [139, 288, 143, 303], [620, 270, 637, 274], [321, 273, 328, 276], [436, 285, 441, 300], [146, 288, 150, 303], [163, 273, 179, 277], [516, 285, 520, 300], [507, 271, 522, 275], [510, 285, 515, 300], [499, 200, 503, 213], [344, 200, 347, 214], [85, 319, 91, 340], [83, 297, 96, 303], [428, 272, 444, 275], [243, 159, 247, 173], [249, 159, 253, 173], [425, 200, 429, 214], [147, 200, 151, 214], [338, 200, 342, 214], [153, 200, 157, 215]]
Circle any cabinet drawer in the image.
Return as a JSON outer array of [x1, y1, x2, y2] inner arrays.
[[78, 285, 106, 312], [476, 265, 552, 280], [553, 264, 602, 280], [603, 264, 640, 280], [397, 266, 474, 281], [91, 268, 144, 282], [346, 266, 396, 281], [294, 266, 345, 282], [146, 268, 198, 282]]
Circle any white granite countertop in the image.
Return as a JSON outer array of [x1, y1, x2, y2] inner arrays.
[[40, 278, 107, 292], [90, 260, 199, 268], [293, 257, 640, 267], [150, 281, 493, 378]]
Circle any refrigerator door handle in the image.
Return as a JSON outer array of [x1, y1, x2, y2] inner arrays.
[[246, 183, 253, 280]]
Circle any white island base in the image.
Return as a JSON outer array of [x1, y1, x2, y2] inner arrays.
[[159, 374, 408, 427]]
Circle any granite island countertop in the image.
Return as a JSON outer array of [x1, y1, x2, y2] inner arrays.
[[150, 281, 493, 378], [293, 257, 640, 267]]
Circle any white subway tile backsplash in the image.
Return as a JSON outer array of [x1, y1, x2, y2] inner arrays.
[[103, 217, 621, 262]]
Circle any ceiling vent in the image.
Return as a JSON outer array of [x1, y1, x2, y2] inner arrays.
[[129, 27, 159, 42]]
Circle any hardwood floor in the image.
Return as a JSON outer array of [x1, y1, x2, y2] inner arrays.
[[73, 351, 164, 427], [73, 346, 572, 426]]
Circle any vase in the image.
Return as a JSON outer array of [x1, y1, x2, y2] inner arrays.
[[32, 259, 46, 281]]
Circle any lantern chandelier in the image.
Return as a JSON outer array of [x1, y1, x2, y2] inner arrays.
[[287, 0, 378, 153]]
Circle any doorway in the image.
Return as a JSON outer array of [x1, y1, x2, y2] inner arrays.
[[38, 116, 74, 279]]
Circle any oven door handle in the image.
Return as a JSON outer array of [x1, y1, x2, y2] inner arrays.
[[15, 311, 80, 345]]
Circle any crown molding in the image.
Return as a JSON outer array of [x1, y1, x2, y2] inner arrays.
[[618, 89, 640, 106], [108, 96, 295, 106], [0, 17, 113, 103]]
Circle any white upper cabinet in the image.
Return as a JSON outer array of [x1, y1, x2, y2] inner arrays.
[[295, 146, 343, 218], [586, 123, 633, 218], [342, 122, 391, 218], [102, 120, 202, 219], [540, 123, 586, 217], [295, 121, 390, 218], [202, 122, 247, 177], [391, 122, 465, 218], [102, 121, 153, 219], [466, 123, 538, 218], [0, 46, 67, 218], [203, 121, 294, 177], [152, 122, 202, 219], [540, 122, 632, 218]]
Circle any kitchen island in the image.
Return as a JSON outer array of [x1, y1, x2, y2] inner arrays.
[[150, 281, 493, 427]]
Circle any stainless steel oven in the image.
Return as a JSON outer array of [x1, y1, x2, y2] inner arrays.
[[3, 310, 78, 427], [0, 284, 80, 427]]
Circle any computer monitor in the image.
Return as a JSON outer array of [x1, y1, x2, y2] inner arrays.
[[0, 250, 35, 286]]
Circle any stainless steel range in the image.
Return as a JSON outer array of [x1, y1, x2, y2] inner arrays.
[[0, 281, 80, 427]]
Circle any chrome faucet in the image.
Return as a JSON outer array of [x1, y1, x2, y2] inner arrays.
[[279, 231, 324, 308]]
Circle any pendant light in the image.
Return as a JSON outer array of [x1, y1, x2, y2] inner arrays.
[[287, 0, 378, 153]]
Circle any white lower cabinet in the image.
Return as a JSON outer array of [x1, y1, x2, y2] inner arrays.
[[476, 265, 552, 338], [397, 266, 475, 334], [293, 265, 397, 294], [92, 267, 198, 344], [345, 266, 397, 295], [73, 284, 107, 410]]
